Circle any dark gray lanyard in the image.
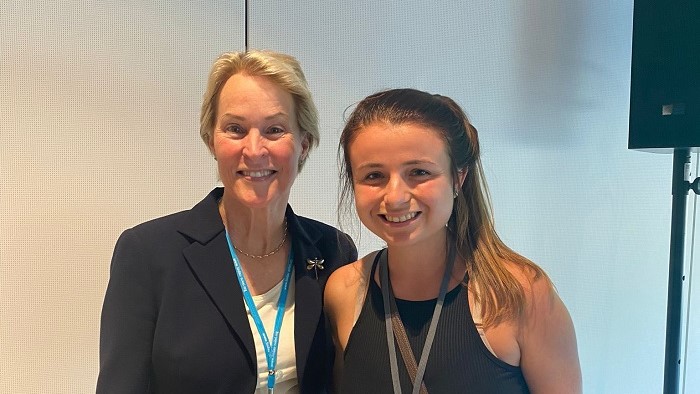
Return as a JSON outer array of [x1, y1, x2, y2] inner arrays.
[[379, 248, 455, 394]]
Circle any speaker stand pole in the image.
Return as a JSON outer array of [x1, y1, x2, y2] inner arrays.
[[664, 148, 691, 394]]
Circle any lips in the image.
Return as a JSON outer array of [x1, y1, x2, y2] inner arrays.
[[382, 212, 419, 223]]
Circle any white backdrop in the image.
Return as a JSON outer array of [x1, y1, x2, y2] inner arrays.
[[0, 1, 242, 392], [251, 2, 700, 392], [1, 1, 698, 393]]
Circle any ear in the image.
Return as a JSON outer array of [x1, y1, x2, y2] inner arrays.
[[455, 168, 467, 190], [207, 133, 216, 156], [300, 134, 311, 162]]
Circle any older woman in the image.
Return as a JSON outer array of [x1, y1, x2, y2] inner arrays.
[[98, 50, 357, 394]]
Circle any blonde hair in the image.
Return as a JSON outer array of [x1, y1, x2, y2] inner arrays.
[[339, 89, 549, 327], [200, 49, 319, 169]]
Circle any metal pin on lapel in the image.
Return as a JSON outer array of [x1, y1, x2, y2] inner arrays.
[[306, 258, 325, 280]]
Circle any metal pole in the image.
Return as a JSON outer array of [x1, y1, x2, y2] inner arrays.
[[663, 148, 691, 394], [244, 0, 249, 51]]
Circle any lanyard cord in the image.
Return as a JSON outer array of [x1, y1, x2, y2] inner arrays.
[[380, 248, 455, 394], [225, 230, 294, 394]]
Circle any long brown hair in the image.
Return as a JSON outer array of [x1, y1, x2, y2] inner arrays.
[[338, 88, 548, 327]]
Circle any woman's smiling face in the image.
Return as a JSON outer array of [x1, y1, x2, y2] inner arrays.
[[348, 121, 459, 248], [210, 73, 308, 209]]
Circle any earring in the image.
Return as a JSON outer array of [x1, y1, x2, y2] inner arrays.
[[453, 189, 459, 199]]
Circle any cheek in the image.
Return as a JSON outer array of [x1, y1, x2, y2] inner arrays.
[[352, 186, 376, 216], [278, 140, 303, 164], [439, 193, 455, 217], [424, 184, 455, 215], [353, 186, 369, 209], [213, 138, 241, 158]]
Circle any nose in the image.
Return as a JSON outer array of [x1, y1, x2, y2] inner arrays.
[[242, 131, 268, 159], [384, 175, 410, 208]]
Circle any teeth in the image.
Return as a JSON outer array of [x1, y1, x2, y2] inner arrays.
[[242, 170, 273, 178], [384, 212, 417, 223]]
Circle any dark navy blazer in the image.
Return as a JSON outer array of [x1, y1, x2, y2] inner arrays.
[[97, 188, 357, 393]]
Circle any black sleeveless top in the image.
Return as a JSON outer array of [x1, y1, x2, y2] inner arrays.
[[339, 253, 530, 393]]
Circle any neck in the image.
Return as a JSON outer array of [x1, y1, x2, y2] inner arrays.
[[219, 193, 288, 258], [383, 233, 465, 300]]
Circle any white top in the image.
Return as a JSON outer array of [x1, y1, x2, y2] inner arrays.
[[248, 272, 298, 394]]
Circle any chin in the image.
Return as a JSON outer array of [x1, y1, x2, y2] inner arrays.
[[232, 188, 285, 206], [378, 233, 417, 247], [248, 195, 283, 207]]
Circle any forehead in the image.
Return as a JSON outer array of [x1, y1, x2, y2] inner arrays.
[[348, 121, 450, 164], [218, 73, 295, 116]]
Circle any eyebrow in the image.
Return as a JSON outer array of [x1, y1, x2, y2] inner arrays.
[[404, 159, 436, 166], [355, 159, 437, 169], [219, 112, 290, 121]]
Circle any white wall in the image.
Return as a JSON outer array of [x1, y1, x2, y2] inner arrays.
[[0, 1, 242, 392], [251, 1, 698, 393], [1, 1, 698, 393]]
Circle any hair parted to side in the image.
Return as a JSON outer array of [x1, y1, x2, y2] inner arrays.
[[338, 88, 548, 327], [200, 49, 319, 169]]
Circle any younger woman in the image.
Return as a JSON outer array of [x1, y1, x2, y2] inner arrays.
[[325, 89, 581, 393]]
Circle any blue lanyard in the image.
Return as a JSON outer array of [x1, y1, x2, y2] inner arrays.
[[225, 230, 294, 393]]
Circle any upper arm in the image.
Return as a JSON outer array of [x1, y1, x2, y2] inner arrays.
[[324, 255, 375, 392], [324, 265, 354, 349], [324, 266, 354, 392], [97, 229, 156, 393], [323, 256, 373, 350], [518, 276, 582, 394]]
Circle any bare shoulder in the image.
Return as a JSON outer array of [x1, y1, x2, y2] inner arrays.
[[326, 252, 375, 293], [504, 260, 582, 393], [501, 260, 557, 310], [325, 251, 378, 312], [325, 251, 380, 352]]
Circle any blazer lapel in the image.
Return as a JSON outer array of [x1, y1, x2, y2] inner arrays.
[[178, 189, 256, 370], [287, 208, 324, 388], [175, 191, 328, 385]]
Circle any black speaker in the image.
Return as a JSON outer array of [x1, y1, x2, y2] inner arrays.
[[628, 0, 700, 153]]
